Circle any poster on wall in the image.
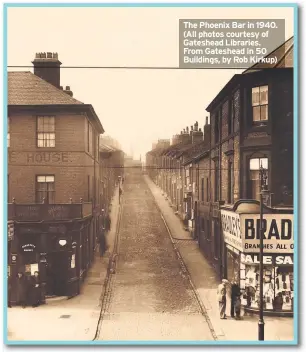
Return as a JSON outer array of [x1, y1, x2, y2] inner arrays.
[[30, 263, 39, 275]]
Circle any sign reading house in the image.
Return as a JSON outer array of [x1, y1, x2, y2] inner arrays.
[[221, 210, 293, 254]]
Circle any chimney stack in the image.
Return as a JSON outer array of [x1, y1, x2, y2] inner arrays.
[[64, 86, 73, 97], [32, 52, 62, 88], [203, 116, 211, 147], [192, 121, 203, 144]]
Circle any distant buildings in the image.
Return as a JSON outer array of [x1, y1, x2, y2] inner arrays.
[[146, 37, 294, 316]]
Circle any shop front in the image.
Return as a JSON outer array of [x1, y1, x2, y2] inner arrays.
[[221, 201, 294, 317]]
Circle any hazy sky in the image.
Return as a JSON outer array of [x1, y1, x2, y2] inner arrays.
[[7, 6, 294, 159]]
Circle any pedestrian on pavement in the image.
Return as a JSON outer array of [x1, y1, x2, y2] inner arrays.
[[230, 279, 241, 318], [16, 272, 27, 308], [30, 271, 41, 307], [99, 230, 106, 257], [234, 296, 242, 319], [105, 214, 111, 232], [119, 187, 123, 204], [217, 279, 228, 319]]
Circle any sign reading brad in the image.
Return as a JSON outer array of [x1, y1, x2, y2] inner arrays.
[[220, 211, 293, 254], [241, 214, 293, 253]]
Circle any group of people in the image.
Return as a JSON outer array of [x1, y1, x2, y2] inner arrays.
[[217, 279, 241, 320], [8, 271, 41, 308]]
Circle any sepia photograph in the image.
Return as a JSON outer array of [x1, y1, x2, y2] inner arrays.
[[3, 1, 298, 346]]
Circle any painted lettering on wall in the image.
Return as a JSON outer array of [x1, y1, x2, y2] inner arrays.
[[27, 152, 69, 163], [21, 244, 36, 252], [48, 205, 69, 219]]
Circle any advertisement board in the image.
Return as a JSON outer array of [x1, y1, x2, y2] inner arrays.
[[221, 211, 293, 253]]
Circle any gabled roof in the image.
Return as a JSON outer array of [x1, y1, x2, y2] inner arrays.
[[8, 71, 83, 105]]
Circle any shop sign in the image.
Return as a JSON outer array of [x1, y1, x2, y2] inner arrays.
[[241, 214, 293, 253], [221, 211, 243, 251], [220, 211, 293, 254], [21, 244, 36, 252], [241, 253, 293, 266]]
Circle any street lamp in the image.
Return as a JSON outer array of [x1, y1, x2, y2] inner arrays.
[[258, 162, 269, 341]]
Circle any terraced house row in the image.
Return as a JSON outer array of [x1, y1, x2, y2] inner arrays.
[[146, 37, 294, 316], [7, 52, 124, 301]]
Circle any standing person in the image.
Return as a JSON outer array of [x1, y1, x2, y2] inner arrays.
[[217, 279, 228, 319], [234, 295, 242, 320], [30, 271, 41, 307], [119, 187, 123, 204], [230, 280, 240, 318], [99, 229, 106, 257], [16, 272, 26, 308]]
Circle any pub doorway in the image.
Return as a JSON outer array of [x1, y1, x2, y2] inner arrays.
[[46, 251, 69, 296]]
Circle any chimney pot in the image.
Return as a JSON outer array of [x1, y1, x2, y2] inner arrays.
[[66, 86, 70, 90], [191, 126, 193, 131], [53, 53, 58, 59], [42, 52, 46, 58], [60, 86, 63, 90], [199, 128, 202, 132], [47, 52, 52, 58]]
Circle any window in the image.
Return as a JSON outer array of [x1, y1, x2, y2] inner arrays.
[[88, 175, 91, 201], [229, 99, 235, 135], [228, 161, 234, 203], [206, 178, 209, 202], [36, 175, 55, 204], [249, 157, 268, 201], [206, 219, 210, 239], [87, 121, 93, 155], [7, 117, 10, 147], [201, 178, 204, 201], [214, 162, 219, 201], [37, 116, 55, 147], [214, 112, 220, 143], [252, 85, 268, 122]]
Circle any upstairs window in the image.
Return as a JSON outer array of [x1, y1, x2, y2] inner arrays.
[[87, 121, 93, 155], [37, 116, 55, 147], [249, 157, 268, 201], [36, 175, 55, 204], [252, 85, 268, 122], [201, 178, 204, 201]]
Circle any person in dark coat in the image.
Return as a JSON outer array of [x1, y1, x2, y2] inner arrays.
[[231, 280, 241, 318], [16, 272, 26, 308], [30, 271, 41, 307], [105, 214, 111, 232], [99, 230, 106, 257], [119, 187, 123, 204]]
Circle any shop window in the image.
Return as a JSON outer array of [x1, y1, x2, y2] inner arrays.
[[249, 157, 268, 201], [36, 175, 55, 204], [243, 262, 293, 312], [252, 85, 268, 123], [37, 116, 55, 147]]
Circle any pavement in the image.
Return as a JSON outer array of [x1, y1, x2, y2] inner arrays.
[[145, 175, 294, 342], [7, 186, 121, 342]]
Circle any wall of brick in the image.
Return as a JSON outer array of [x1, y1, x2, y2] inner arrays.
[[8, 112, 99, 205]]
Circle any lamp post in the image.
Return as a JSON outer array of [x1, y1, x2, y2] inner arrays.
[[258, 163, 268, 341]]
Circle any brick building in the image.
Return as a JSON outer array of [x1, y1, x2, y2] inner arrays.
[[146, 37, 294, 316], [8, 52, 104, 300]]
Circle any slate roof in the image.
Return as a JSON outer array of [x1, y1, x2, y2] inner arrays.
[[8, 71, 83, 105]]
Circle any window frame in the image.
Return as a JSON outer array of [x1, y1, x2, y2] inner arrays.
[[248, 157, 269, 200], [252, 85, 268, 123], [35, 174, 55, 204], [36, 116, 55, 148], [228, 160, 234, 204]]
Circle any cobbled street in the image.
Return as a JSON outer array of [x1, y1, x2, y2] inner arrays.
[[96, 169, 214, 341]]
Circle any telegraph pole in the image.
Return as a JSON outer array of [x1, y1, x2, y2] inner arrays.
[[258, 163, 268, 341]]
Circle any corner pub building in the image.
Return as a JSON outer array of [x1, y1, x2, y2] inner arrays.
[[7, 53, 104, 302]]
